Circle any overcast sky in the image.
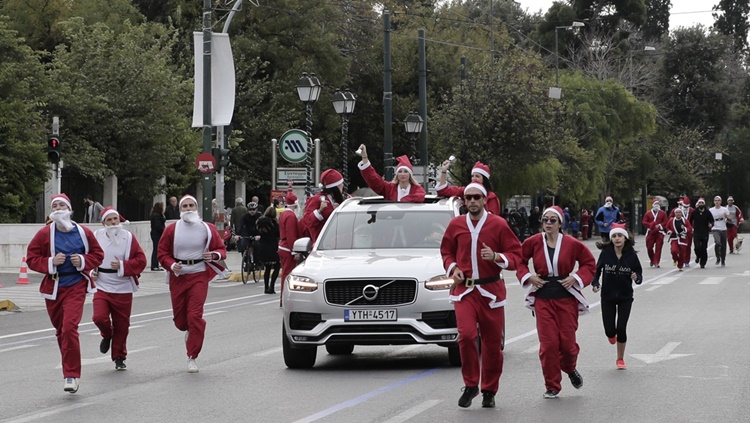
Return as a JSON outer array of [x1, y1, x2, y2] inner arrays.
[[515, 0, 718, 29]]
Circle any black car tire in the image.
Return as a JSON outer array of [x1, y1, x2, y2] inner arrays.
[[282, 325, 317, 369]]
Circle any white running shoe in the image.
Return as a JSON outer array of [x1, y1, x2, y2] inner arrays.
[[63, 377, 79, 393], [187, 358, 199, 373]]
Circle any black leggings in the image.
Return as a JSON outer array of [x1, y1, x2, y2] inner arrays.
[[600, 299, 633, 343], [264, 261, 280, 285]]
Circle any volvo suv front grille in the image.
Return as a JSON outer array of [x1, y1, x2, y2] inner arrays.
[[325, 279, 417, 306]]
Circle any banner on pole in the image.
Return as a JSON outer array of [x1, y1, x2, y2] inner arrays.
[[192, 32, 236, 127]]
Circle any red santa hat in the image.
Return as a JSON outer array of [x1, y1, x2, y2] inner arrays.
[[463, 183, 487, 197], [727, 196, 734, 201], [677, 198, 684, 206], [543, 205, 565, 223], [179, 194, 198, 207], [50, 193, 72, 210], [652, 199, 660, 207], [100, 206, 128, 224], [285, 191, 298, 206], [609, 223, 629, 239], [696, 197, 705, 205], [682, 196, 691, 206], [471, 161, 490, 179], [394, 155, 413, 175], [321, 169, 344, 188]]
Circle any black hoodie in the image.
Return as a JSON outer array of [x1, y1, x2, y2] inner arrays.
[[593, 245, 643, 302]]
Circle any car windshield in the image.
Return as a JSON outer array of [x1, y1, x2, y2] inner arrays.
[[317, 209, 453, 250]]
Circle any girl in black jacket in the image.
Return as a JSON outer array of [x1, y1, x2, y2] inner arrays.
[[592, 223, 643, 370], [256, 206, 280, 294]]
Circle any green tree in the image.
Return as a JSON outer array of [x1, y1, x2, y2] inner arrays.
[[713, 0, 750, 53]]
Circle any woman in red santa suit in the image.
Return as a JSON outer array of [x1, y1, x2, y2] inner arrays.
[[356, 144, 425, 202], [440, 183, 522, 409], [91, 207, 147, 371], [300, 169, 346, 243], [669, 197, 694, 267], [516, 205, 596, 399], [278, 189, 300, 305], [157, 195, 227, 373], [26, 193, 104, 393], [436, 160, 502, 215], [641, 199, 668, 267], [665, 208, 692, 271]]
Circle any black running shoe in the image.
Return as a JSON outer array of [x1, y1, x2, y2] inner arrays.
[[114, 357, 126, 371], [100, 337, 111, 354], [481, 391, 495, 408], [458, 386, 479, 408], [568, 369, 583, 389], [543, 390, 559, 399]]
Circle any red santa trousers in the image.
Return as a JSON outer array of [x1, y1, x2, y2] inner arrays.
[[45, 279, 87, 378], [534, 297, 580, 392], [727, 225, 739, 253], [279, 249, 296, 301], [645, 232, 664, 266], [581, 224, 589, 240], [169, 273, 210, 359], [670, 241, 689, 269], [454, 289, 505, 394], [92, 291, 133, 360]]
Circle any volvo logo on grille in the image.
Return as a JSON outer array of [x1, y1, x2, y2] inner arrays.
[[362, 284, 379, 301]]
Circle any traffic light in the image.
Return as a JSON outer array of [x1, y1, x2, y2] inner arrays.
[[211, 146, 230, 172], [47, 135, 62, 163]]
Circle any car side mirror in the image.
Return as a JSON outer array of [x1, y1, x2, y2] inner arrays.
[[293, 237, 312, 255]]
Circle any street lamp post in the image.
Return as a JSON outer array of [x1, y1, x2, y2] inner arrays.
[[554, 21, 585, 87], [404, 111, 424, 165], [296, 72, 321, 196], [332, 88, 356, 192]]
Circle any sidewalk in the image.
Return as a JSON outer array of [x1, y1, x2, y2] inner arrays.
[[0, 250, 246, 313]]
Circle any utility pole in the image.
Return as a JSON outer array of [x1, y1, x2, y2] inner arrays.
[[383, 10, 393, 180], [418, 29, 428, 189], [44, 116, 62, 220], [201, 0, 214, 221]]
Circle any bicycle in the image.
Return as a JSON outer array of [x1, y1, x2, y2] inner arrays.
[[239, 237, 262, 284]]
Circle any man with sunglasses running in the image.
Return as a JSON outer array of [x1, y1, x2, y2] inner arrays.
[[441, 183, 522, 409]]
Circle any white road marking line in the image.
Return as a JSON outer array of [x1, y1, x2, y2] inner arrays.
[[2, 402, 92, 423], [56, 346, 159, 368], [698, 277, 725, 285], [252, 347, 283, 357], [203, 310, 226, 316], [381, 400, 442, 423], [646, 285, 662, 291], [385, 345, 423, 357], [256, 299, 280, 305], [652, 276, 677, 285], [0, 344, 36, 354]]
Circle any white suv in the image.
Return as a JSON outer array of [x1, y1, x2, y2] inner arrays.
[[282, 196, 462, 368]]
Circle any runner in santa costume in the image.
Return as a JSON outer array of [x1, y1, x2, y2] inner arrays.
[[91, 207, 147, 371], [726, 196, 744, 254], [641, 199, 668, 267], [516, 205, 596, 399], [665, 207, 692, 271], [26, 193, 104, 393], [440, 183, 522, 408], [278, 189, 300, 306], [300, 169, 346, 243], [157, 194, 227, 373], [669, 197, 694, 267], [357, 144, 425, 202], [436, 160, 502, 215]]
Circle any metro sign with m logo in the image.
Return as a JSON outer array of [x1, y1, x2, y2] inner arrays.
[[278, 129, 310, 163]]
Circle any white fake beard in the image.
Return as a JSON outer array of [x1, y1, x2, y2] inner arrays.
[[49, 210, 74, 231], [181, 211, 201, 224], [653, 205, 660, 211], [605, 202, 613, 208], [106, 225, 122, 243]]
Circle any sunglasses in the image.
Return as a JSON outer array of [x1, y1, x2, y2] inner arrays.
[[463, 194, 484, 201], [542, 218, 559, 224]]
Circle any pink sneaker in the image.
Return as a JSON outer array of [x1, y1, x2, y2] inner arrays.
[[616, 359, 627, 369], [608, 336, 616, 345]]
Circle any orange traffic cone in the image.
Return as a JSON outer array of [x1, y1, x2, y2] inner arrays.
[[16, 256, 30, 285]]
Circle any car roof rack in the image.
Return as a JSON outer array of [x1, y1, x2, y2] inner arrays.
[[354, 195, 447, 205]]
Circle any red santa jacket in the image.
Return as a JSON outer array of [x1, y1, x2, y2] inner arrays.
[[516, 233, 596, 315], [93, 228, 147, 291], [665, 217, 692, 246], [440, 211, 521, 308], [359, 162, 425, 202], [26, 223, 104, 300], [299, 192, 337, 243], [642, 209, 668, 238], [157, 220, 227, 282], [436, 183, 502, 216], [278, 208, 300, 253]]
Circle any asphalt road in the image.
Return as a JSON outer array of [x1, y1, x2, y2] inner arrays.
[[1, 241, 748, 423]]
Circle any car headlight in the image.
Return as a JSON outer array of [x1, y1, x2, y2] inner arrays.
[[287, 275, 319, 292], [425, 274, 454, 290]]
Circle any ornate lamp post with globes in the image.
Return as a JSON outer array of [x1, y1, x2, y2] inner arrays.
[[296, 72, 322, 196], [332, 88, 356, 192], [404, 111, 424, 165]]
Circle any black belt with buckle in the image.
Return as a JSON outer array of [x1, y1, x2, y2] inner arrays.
[[97, 268, 118, 273], [177, 258, 204, 265], [52, 271, 81, 280], [464, 276, 500, 288]]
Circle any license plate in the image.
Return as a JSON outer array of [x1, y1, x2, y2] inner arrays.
[[344, 309, 397, 321]]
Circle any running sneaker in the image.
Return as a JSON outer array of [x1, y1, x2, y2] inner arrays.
[[568, 369, 583, 389], [616, 359, 627, 369], [187, 358, 199, 373], [543, 390, 559, 399], [114, 357, 127, 371], [63, 377, 79, 393], [458, 386, 479, 408], [608, 336, 617, 345]]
